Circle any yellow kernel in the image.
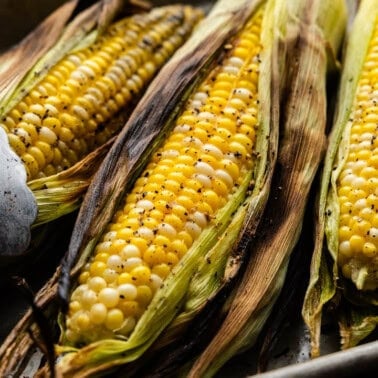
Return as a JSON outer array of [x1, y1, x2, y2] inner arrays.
[[143, 245, 164, 266], [136, 285, 153, 305], [166, 252, 179, 266], [130, 237, 148, 252], [118, 300, 140, 317], [105, 309, 124, 330], [89, 261, 106, 276], [79, 271, 90, 284], [22, 153, 39, 179], [118, 273, 133, 285], [177, 230, 193, 248], [130, 266, 151, 285], [169, 239, 188, 258], [202, 189, 220, 211], [164, 214, 184, 230], [28, 146, 46, 169], [152, 263, 171, 279], [339, 226, 352, 241], [8, 134, 26, 155], [76, 313, 90, 331], [349, 235, 364, 252], [363, 242, 377, 257]]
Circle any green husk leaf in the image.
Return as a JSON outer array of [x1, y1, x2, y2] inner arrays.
[[303, 0, 378, 356], [188, 0, 346, 375], [339, 305, 378, 349]]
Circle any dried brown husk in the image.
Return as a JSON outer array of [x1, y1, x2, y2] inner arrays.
[[0, 0, 277, 376], [302, 0, 378, 357], [185, 0, 346, 376]]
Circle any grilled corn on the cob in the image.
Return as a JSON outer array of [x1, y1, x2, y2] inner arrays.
[[336, 19, 378, 291], [0, 6, 201, 181], [303, 0, 378, 357], [65, 4, 264, 346]]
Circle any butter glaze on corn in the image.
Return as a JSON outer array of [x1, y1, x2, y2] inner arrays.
[[337, 17, 378, 290], [0, 6, 200, 181], [65, 8, 264, 345]]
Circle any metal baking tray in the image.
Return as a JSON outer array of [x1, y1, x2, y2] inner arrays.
[[0, 0, 377, 376]]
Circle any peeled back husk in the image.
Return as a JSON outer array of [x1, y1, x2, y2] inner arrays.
[[303, 0, 378, 357]]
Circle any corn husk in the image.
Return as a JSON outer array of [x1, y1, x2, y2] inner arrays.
[[0, 0, 199, 260], [302, 0, 378, 357], [185, 0, 346, 376], [0, 0, 279, 375]]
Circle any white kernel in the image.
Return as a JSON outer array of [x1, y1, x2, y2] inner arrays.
[[192, 211, 208, 228], [23, 112, 41, 125], [233, 88, 253, 101], [79, 65, 96, 79], [162, 149, 179, 158], [120, 244, 141, 259], [198, 111, 216, 120], [103, 231, 117, 241], [224, 153, 238, 163], [89, 303, 107, 324], [340, 174, 356, 186], [183, 136, 203, 147], [174, 124, 191, 133], [351, 177, 367, 189], [14, 128, 32, 144], [193, 92, 208, 102], [98, 287, 119, 308], [72, 284, 88, 301], [70, 70, 87, 84], [203, 144, 223, 159], [73, 105, 90, 120], [223, 65, 239, 75], [136, 227, 154, 240], [185, 221, 202, 238], [354, 198, 367, 210], [228, 56, 244, 67], [358, 141, 372, 150], [38, 126, 57, 144], [136, 199, 154, 210], [118, 284, 137, 300], [192, 100, 203, 110], [88, 277, 107, 292], [158, 223, 177, 237], [361, 132, 373, 141], [195, 161, 215, 176], [339, 241, 352, 257], [215, 169, 234, 187], [44, 104, 59, 117], [370, 228, 378, 238], [107, 255, 123, 271], [194, 173, 212, 188], [67, 54, 82, 66], [123, 257, 143, 271], [96, 241, 112, 253], [150, 273, 163, 291]]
